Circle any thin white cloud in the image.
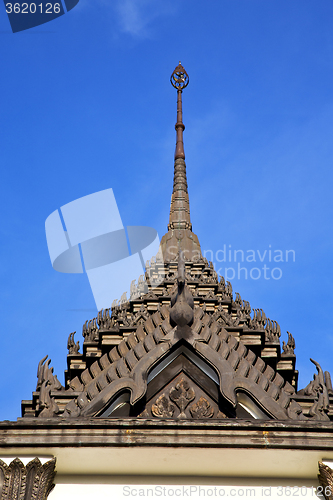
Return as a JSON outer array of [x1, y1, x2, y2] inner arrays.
[[113, 0, 177, 38]]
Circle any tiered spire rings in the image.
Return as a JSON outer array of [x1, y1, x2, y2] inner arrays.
[[168, 62, 192, 232], [159, 63, 202, 261]]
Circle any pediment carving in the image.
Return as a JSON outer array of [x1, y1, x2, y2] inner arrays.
[[190, 396, 215, 419], [141, 373, 220, 420], [151, 394, 175, 418]]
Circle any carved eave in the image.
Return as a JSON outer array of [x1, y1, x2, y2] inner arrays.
[[21, 256, 333, 424], [20, 63, 333, 427], [63, 318, 302, 420]]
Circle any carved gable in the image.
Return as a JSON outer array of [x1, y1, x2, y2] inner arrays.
[[21, 63, 333, 426], [21, 255, 333, 422]]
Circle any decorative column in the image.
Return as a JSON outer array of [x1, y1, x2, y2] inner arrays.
[[0, 457, 56, 500], [318, 461, 333, 500]]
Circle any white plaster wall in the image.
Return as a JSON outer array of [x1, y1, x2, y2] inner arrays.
[[48, 482, 318, 500], [1, 447, 329, 478], [0, 451, 327, 500]]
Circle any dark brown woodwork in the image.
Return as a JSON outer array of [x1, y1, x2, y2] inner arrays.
[[2, 419, 333, 451], [145, 353, 220, 404]]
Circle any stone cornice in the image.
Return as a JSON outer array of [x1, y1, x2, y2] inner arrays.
[[1, 418, 333, 450]]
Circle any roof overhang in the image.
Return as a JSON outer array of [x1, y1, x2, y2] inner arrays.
[[1, 418, 333, 479]]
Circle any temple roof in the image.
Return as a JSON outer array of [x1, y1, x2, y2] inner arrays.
[[22, 64, 333, 424]]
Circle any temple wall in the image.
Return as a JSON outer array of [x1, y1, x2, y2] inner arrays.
[[1, 447, 330, 477], [48, 479, 318, 500], [1, 449, 330, 500]]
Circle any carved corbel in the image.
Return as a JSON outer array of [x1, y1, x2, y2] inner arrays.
[[0, 457, 56, 500], [318, 461, 333, 500]]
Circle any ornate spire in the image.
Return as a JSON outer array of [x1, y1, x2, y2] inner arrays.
[[159, 63, 201, 261], [171, 61, 189, 160], [168, 62, 192, 232]]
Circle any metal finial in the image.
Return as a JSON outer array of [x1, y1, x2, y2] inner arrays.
[[170, 62, 189, 91]]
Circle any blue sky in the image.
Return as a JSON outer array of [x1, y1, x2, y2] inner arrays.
[[1, 0, 333, 420]]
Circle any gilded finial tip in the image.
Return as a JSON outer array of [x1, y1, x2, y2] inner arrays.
[[170, 62, 189, 90]]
